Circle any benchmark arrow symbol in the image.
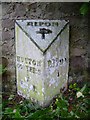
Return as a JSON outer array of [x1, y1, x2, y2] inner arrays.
[[36, 28, 52, 39]]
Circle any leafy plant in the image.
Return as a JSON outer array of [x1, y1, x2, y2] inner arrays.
[[80, 2, 90, 16], [2, 83, 89, 119], [69, 83, 80, 91]]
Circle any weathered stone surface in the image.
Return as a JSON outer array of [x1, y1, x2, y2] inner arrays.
[[2, 30, 11, 40], [15, 20, 69, 106], [2, 19, 14, 29], [71, 48, 86, 56], [2, 3, 12, 16], [70, 56, 86, 70]]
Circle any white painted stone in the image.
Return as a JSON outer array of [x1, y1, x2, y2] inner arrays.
[[46, 52, 51, 60], [49, 78, 56, 85], [15, 20, 69, 107], [29, 85, 34, 91]]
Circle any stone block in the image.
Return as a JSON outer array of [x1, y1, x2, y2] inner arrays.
[[15, 20, 69, 107]]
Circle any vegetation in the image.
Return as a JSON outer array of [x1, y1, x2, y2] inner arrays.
[[1, 83, 90, 120], [80, 2, 90, 16]]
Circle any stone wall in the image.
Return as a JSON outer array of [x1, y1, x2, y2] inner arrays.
[[1, 2, 89, 93]]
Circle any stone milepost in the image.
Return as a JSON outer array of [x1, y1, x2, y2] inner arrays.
[[15, 20, 69, 107]]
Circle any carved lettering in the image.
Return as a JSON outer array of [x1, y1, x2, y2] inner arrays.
[[27, 22, 33, 26], [27, 21, 59, 27], [32, 60, 36, 66], [25, 58, 28, 64], [21, 57, 24, 63], [47, 57, 67, 68], [16, 56, 42, 75], [17, 56, 20, 62], [28, 58, 32, 65]]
